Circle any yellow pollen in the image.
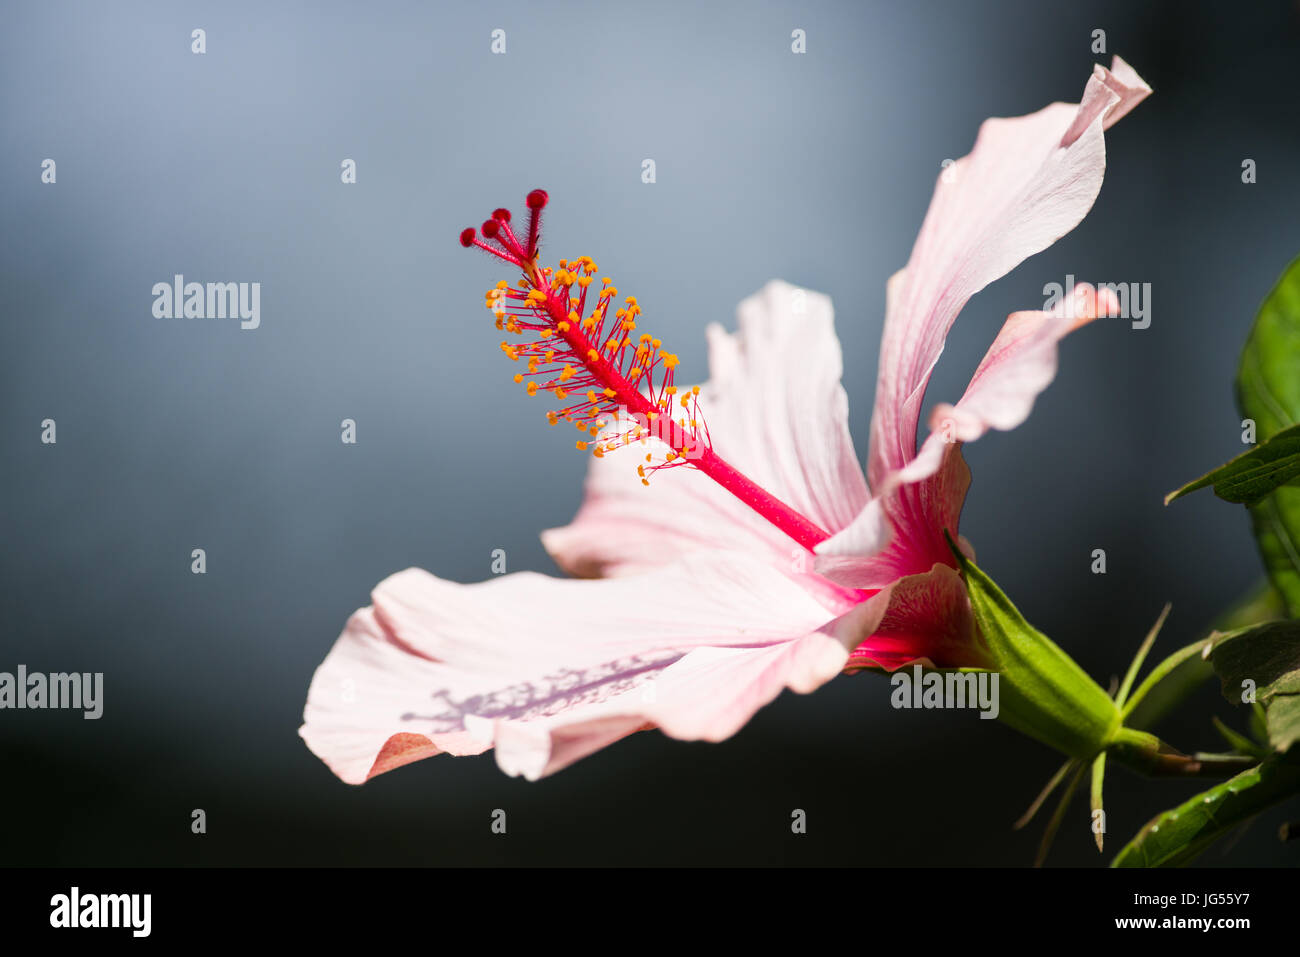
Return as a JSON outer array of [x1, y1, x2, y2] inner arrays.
[[526, 381, 538, 396], [576, 440, 589, 451], [560, 365, 576, 382]]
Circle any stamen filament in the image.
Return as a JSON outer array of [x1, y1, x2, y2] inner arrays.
[[462, 191, 834, 553]]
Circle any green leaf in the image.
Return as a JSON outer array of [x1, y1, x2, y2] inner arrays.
[[1209, 620, 1300, 753], [1111, 756, 1300, 867], [1122, 581, 1282, 731], [1237, 255, 1300, 615], [1165, 423, 1300, 505], [1209, 620, 1300, 703], [1267, 694, 1300, 754]]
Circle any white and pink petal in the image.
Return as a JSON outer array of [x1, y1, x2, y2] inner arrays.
[[300, 550, 864, 783]]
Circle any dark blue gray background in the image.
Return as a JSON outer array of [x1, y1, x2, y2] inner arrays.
[[3, 0, 1299, 865]]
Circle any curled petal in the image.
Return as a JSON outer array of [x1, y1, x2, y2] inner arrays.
[[868, 56, 1150, 491], [897, 282, 1122, 489]]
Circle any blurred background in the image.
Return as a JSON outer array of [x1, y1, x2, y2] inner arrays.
[[3, 0, 1299, 866]]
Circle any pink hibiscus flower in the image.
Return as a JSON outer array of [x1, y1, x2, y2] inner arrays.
[[301, 57, 1150, 783]]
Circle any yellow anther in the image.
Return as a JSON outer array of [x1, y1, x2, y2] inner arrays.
[[588, 426, 599, 436], [603, 388, 616, 398], [630, 367, 642, 377], [560, 365, 576, 382], [651, 338, 662, 349], [692, 386, 700, 395], [544, 350, 555, 362], [555, 387, 568, 399], [663, 354, 679, 370], [513, 373, 524, 384], [626, 296, 637, 305], [526, 381, 539, 396], [496, 280, 508, 289], [577, 276, 592, 288], [666, 452, 678, 462], [576, 441, 589, 451], [576, 420, 586, 431], [593, 446, 605, 458], [558, 321, 570, 332], [637, 465, 646, 477], [546, 411, 559, 426], [587, 349, 599, 361], [680, 394, 690, 408], [665, 386, 677, 395], [641, 478, 650, 486]]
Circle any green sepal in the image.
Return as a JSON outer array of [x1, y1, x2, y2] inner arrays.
[[947, 532, 1120, 760]]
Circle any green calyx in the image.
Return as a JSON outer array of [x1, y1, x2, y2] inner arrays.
[[945, 533, 1121, 760]]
